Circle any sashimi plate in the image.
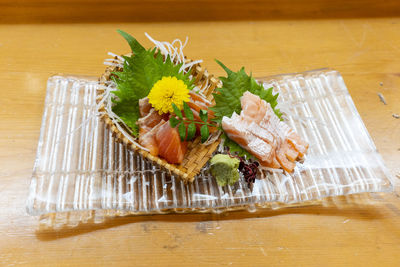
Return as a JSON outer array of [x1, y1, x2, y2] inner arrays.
[[27, 69, 394, 222]]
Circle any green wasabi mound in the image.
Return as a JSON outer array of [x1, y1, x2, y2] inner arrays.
[[209, 154, 240, 186]]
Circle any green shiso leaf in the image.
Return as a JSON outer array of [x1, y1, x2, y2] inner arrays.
[[211, 60, 282, 158], [112, 99, 141, 136], [111, 30, 194, 137]]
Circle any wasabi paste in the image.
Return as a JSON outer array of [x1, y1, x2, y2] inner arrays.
[[209, 154, 240, 186]]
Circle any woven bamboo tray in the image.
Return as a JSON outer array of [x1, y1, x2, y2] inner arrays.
[[98, 59, 221, 182]]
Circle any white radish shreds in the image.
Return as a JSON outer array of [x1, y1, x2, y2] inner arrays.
[[144, 32, 203, 74], [107, 52, 125, 62], [203, 130, 222, 146], [103, 61, 124, 68], [103, 51, 125, 68], [217, 138, 226, 153]]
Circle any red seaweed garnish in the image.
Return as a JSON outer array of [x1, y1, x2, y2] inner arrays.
[[228, 152, 259, 190]]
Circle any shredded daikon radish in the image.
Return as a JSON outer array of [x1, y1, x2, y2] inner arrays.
[[144, 32, 202, 73], [203, 130, 222, 146], [103, 61, 123, 68], [217, 138, 225, 153], [107, 52, 125, 62]]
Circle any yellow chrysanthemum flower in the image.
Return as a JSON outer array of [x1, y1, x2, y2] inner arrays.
[[148, 76, 190, 114]]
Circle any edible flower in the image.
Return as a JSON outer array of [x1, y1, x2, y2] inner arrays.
[[148, 76, 190, 114]]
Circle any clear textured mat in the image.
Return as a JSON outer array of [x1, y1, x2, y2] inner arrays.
[[27, 69, 394, 216]]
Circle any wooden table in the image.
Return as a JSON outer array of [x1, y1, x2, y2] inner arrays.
[[1, 5, 400, 266]]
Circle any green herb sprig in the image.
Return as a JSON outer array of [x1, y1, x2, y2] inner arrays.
[[169, 102, 216, 143]]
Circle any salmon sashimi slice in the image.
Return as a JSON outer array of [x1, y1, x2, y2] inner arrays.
[[222, 115, 274, 163], [139, 120, 166, 156], [278, 121, 308, 157], [139, 125, 151, 136], [138, 108, 163, 130], [231, 112, 276, 146], [155, 123, 188, 164], [188, 91, 216, 118], [222, 91, 308, 173], [187, 101, 215, 118], [247, 120, 275, 146], [286, 133, 308, 157], [259, 108, 282, 138], [263, 157, 281, 169], [282, 140, 299, 162], [189, 91, 212, 105], [275, 148, 296, 173], [260, 143, 298, 171], [139, 97, 152, 117], [240, 91, 268, 123]]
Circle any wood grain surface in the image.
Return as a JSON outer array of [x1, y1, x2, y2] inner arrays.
[[2, 0, 400, 23], [1, 14, 400, 267]]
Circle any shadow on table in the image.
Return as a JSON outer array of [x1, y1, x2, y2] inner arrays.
[[35, 193, 400, 241]]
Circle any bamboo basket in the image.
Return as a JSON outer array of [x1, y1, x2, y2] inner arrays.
[[98, 59, 221, 182]]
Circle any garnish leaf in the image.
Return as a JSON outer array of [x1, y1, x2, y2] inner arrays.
[[172, 103, 183, 119], [111, 30, 195, 137], [199, 109, 208, 122], [178, 123, 186, 141], [183, 102, 194, 121], [112, 99, 140, 136], [200, 125, 209, 143], [117, 29, 145, 55], [187, 123, 196, 141], [169, 116, 180, 128]]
